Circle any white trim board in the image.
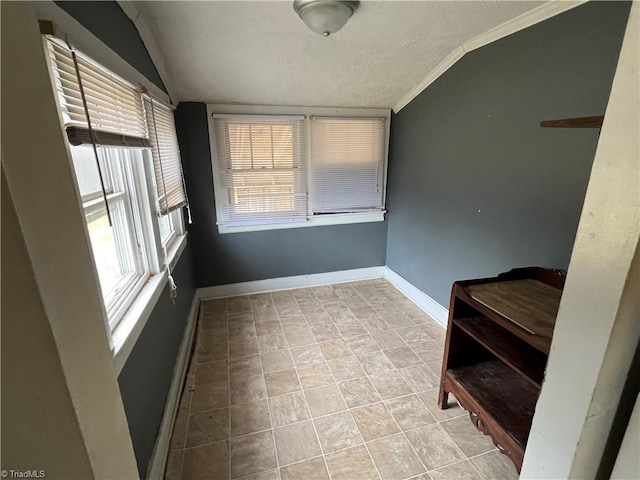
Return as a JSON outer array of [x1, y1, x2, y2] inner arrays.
[[198, 267, 386, 300], [146, 292, 200, 480], [218, 211, 385, 234], [383, 267, 449, 328], [195, 265, 449, 329], [392, 0, 588, 113]]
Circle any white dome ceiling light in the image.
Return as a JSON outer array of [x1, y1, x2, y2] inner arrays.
[[293, 0, 359, 37]]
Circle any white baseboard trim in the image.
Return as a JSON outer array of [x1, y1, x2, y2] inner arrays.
[[146, 292, 200, 480], [197, 266, 386, 300], [384, 267, 449, 328], [195, 265, 448, 329]]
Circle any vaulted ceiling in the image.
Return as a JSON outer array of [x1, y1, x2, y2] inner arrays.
[[132, 1, 547, 108]]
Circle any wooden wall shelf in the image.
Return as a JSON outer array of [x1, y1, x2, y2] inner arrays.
[[540, 115, 604, 128]]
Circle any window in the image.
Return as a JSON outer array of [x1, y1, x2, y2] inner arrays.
[[310, 117, 386, 214], [47, 39, 149, 145], [144, 97, 189, 215], [70, 145, 151, 328], [44, 37, 189, 334], [212, 115, 307, 226], [209, 107, 389, 233], [159, 211, 175, 245], [159, 209, 186, 250]]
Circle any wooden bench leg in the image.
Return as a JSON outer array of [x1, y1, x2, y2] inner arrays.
[[438, 387, 449, 409]]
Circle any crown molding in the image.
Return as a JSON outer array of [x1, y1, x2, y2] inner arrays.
[[393, 0, 588, 113], [392, 46, 465, 114]]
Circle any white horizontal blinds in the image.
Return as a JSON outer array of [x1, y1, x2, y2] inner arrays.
[[213, 115, 307, 226], [144, 97, 189, 215], [47, 39, 147, 140], [310, 117, 386, 213]]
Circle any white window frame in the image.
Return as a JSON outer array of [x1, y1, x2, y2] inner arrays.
[[158, 208, 186, 266], [159, 209, 175, 245], [207, 104, 391, 234], [68, 143, 188, 363], [75, 147, 153, 331], [37, 5, 188, 373]]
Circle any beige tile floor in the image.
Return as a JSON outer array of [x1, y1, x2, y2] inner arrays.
[[165, 279, 519, 480]]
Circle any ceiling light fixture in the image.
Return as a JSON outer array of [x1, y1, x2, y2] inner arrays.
[[293, 0, 359, 37]]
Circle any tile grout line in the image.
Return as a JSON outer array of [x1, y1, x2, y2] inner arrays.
[[281, 281, 457, 478], [360, 281, 487, 476], [354, 282, 435, 479], [334, 284, 427, 478], [192, 282, 497, 480], [173, 304, 204, 479], [178, 411, 473, 458], [249, 293, 283, 479], [195, 355, 462, 423], [313, 285, 387, 480], [427, 457, 481, 475], [371, 282, 495, 479], [225, 299, 232, 480], [290, 288, 339, 479], [189, 290, 378, 472], [458, 450, 499, 480], [258, 291, 321, 475], [361, 282, 485, 477]]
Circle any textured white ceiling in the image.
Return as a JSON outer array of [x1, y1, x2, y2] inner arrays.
[[133, 1, 543, 108]]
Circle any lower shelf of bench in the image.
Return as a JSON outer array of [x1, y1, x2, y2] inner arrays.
[[441, 360, 540, 471]]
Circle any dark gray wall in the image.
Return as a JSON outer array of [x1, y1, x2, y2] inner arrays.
[[55, 1, 166, 93], [118, 244, 196, 478], [386, 1, 630, 307], [52, 2, 196, 477], [175, 102, 388, 288]]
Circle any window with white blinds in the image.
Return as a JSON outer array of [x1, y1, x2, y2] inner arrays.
[[46, 39, 148, 144], [41, 28, 191, 348], [208, 109, 389, 232], [144, 97, 189, 215], [309, 117, 386, 214], [212, 115, 308, 226]]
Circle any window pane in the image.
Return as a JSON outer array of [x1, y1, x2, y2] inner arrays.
[[272, 125, 294, 168], [70, 145, 113, 200], [227, 124, 294, 170], [227, 124, 297, 213], [213, 116, 307, 226], [231, 171, 295, 213], [86, 203, 136, 298], [310, 118, 385, 213], [69, 146, 146, 321], [159, 212, 173, 245]]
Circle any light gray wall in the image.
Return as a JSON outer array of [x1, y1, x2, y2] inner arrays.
[[53, 2, 196, 477], [175, 102, 388, 288], [386, 1, 631, 307], [1, 169, 94, 480]]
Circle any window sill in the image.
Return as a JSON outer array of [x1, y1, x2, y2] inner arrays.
[[218, 211, 386, 234], [111, 233, 188, 374]]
